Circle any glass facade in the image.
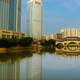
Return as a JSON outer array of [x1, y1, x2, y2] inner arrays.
[[0, 0, 21, 32]]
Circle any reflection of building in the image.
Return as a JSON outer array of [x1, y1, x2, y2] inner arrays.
[[0, 62, 20, 80], [0, 29, 24, 39], [31, 54, 42, 80], [0, 0, 21, 31], [27, 0, 42, 39], [25, 54, 42, 80]]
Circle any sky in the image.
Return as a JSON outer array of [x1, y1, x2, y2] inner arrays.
[[21, 0, 80, 34]]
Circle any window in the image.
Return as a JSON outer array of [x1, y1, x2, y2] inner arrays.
[[2, 35, 6, 38], [7, 35, 10, 39]]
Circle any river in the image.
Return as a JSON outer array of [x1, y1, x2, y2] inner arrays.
[[0, 51, 80, 80]]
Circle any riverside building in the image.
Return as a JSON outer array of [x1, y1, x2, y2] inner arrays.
[[0, 29, 24, 39], [0, 0, 24, 39], [60, 28, 80, 38]]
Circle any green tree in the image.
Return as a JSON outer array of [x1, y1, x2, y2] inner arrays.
[[0, 38, 8, 47], [40, 39, 56, 47], [19, 37, 33, 47]]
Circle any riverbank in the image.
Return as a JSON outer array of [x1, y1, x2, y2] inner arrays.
[[0, 44, 43, 54]]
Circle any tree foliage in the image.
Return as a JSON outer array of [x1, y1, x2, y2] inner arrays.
[[0, 37, 33, 47], [19, 37, 33, 47], [40, 39, 56, 47]]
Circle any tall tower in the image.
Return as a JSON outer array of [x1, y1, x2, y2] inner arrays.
[[0, 0, 21, 32], [27, 0, 42, 39]]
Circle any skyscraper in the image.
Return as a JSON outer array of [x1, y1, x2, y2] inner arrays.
[[27, 0, 42, 39], [0, 0, 21, 32]]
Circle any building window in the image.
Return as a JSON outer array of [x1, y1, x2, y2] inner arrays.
[[64, 48, 66, 50], [7, 35, 10, 39], [64, 43, 67, 45], [2, 35, 6, 38]]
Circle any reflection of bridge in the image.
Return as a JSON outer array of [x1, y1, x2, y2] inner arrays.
[[56, 51, 80, 56], [56, 37, 80, 52]]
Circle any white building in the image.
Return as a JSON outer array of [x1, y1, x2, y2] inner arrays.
[[27, 0, 42, 40], [60, 28, 80, 38]]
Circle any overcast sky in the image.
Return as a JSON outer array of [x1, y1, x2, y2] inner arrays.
[[21, 0, 80, 34]]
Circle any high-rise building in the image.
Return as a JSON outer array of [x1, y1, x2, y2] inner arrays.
[[0, 0, 21, 32], [27, 0, 42, 39]]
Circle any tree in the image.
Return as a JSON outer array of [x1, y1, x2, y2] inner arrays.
[[40, 39, 56, 47], [0, 38, 8, 47], [19, 37, 33, 47]]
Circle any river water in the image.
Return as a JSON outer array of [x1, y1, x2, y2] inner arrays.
[[0, 51, 80, 80]]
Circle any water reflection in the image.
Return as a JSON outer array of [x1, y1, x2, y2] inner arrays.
[[42, 53, 80, 80], [0, 49, 80, 80], [20, 54, 42, 80], [0, 62, 20, 80], [0, 52, 42, 80]]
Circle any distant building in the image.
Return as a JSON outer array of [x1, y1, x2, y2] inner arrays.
[[56, 28, 80, 41], [41, 34, 57, 40], [0, 29, 24, 39], [60, 28, 80, 38], [56, 33, 63, 39], [48, 34, 54, 40], [0, 0, 21, 32], [27, 0, 42, 39], [41, 35, 46, 40]]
